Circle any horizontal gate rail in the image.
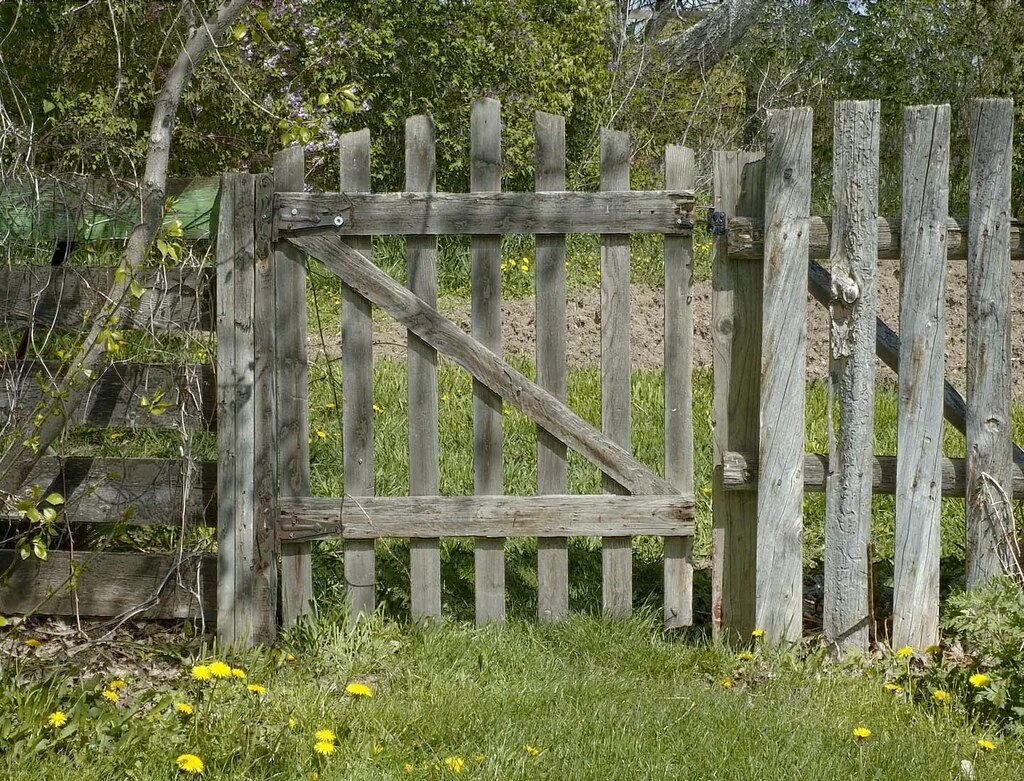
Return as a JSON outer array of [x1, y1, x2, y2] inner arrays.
[[278, 495, 694, 542]]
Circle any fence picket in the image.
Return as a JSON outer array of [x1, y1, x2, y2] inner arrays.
[[756, 108, 813, 643], [894, 105, 950, 649], [664, 144, 695, 629], [535, 111, 569, 622], [275, 146, 313, 628], [406, 115, 442, 623], [711, 151, 764, 640], [966, 98, 1015, 587], [471, 98, 506, 625], [824, 100, 880, 653], [341, 129, 376, 619], [600, 128, 633, 618]]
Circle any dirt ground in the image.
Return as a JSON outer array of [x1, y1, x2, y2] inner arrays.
[[315, 260, 1024, 396]]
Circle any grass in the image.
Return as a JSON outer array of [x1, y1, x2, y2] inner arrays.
[[3, 614, 1022, 780]]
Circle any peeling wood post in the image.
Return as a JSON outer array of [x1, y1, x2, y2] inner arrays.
[[471, 98, 506, 625], [966, 98, 1015, 586], [216, 172, 257, 647], [600, 127, 634, 618], [756, 107, 812, 644], [406, 115, 442, 623], [894, 105, 950, 650], [341, 130, 376, 620], [535, 111, 570, 622], [824, 100, 879, 654], [275, 147, 313, 628], [664, 144, 696, 629], [711, 151, 764, 640]]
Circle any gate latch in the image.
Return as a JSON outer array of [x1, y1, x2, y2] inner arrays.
[[706, 208, 727, 236]]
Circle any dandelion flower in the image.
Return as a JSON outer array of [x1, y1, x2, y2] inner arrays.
[[247, 683, 267, 696], [208, 661, 232, 679], [314, 741, 336, 757], [315, 729, 336, 743], [737, 651, 754, 662], [101, 689, 119, 703], [191, 665, 212, 681], [109, 679, 126, 691], [751, 628, 765, 639], [852, 727, 872, 741], [231, 668, 246, 679], [315, 429, 327, 439], [932, 689, 952, 703], [884, 683, 903, 692], [176, 754, 204, 774], [286, 653, 296, 662], [25, 638, 42, 648], [977, 739, 997, 752], [403, 764, 414, 773], [47, 711, 67, 728], [346, 682, 373, 698], [288, 718, 298, 730], [176, 702, 194, 716], [325, 402, 336, 410], [969, 673, 992, 689], [443, 756, 465, 773], [372, 743, 383, 756], [895, 646, 914, 659], [523, 744, 540, 757], [372, 403, 383, 414], [720, 677, 734, 689]]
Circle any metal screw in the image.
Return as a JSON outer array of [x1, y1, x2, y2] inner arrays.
[[290, 208, 298, 216], [675, 217, 686, 227], [334, 215, 345, 227]]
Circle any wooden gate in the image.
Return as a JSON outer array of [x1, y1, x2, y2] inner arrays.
[[215, 99, 698, 644]]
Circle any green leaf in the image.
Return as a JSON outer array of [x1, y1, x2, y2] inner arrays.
[[42, 99, 55, 114], [129, 279, 146, 299], [31, 540, 47, 560], [45, 493, 64, 505]]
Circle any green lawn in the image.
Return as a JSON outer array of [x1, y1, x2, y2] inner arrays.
[[3, 615, 1021, 780]]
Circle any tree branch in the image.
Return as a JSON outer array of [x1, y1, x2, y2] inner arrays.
[[0, 0, 253, 502], [657, 0, 766, 75]]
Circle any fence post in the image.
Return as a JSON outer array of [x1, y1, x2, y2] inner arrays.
[[664, 144, 695, 629], [216, 172, 257, 646], [275, 146, 313, 628], [824, 100, 879, 653], [894, 105, 950, 650], [711, 151, 764, 640], [966, 97, 1015, 586]]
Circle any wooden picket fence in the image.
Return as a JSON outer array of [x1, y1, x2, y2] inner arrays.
[[0, 96, 1018, 653]]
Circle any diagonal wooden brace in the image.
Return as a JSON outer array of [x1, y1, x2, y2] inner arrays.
[[284, 231, 676, 496]]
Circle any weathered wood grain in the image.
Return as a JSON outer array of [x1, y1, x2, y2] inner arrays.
[[274, 147, 313, 628], [341, 129, 376, 620], [711, 151, 764, 641], [757, 107, 812, 644], [535, 111, 570, 623], [966, 98, 1015, 586], [0, 549, 216, 620], [273, 191, 696, 235], [278, 495, 694, 542], [0, 176, 220, 242], [0, 265, 213, 331], [727, 215, 1023, 260], [471, 98, 506, 626], [0, 361, 215, 429], [894, 104, 950, 650], [600, 128, 633, 619], [406, 115, 442, 623], [722, 450, 1024, 498], [664, 144, 695, 630], [0, 457, 216, 525], [284, 232, 676, 497], [823, 100, 879, 653]]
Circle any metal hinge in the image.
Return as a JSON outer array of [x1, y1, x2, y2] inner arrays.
[[705, 207, 727, 236]]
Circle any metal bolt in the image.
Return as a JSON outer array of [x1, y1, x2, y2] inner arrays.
[[675, 217, 687, 227], [290, 208, 298, 216], [334, 215, 345, 227]]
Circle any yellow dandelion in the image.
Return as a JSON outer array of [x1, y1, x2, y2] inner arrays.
[[884, 682, 903, 692], [47, 711, 67, 728], [247, 683, 267, 696], [325, 402, 336, 409], [345, 682, 373, 698], [852, 727, 872, 741], [372, 403, 383, 413], [751, 628, 765, 639], [523, 744, 540, 757], [108, 679, 126, 691], [372, 743, 383, 756], [208, 661, 232, 679], [176, 702, 194, 716], [315, 429, 327, 439], [101, 689, 119, 703], [521, 257, 529, 264], [315, 729, 336, 743], [895, 646, 914, 659], [977, 739, 997, 752], [175, 754, 204, 774], [969, 673, 992, 688], [443, 756, 465, 773], [191, 664, 212, 681], [403, 764, 414, 773], [932, 689, 952, 703], [286, 653, 296, 662], [314, 741, 336, 757], [288, 718, 298, 730], [720, 677, 734, 689], [231, 668, 246, 679], [737, 651, 754, 661], [25, 638, 42, 648]]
